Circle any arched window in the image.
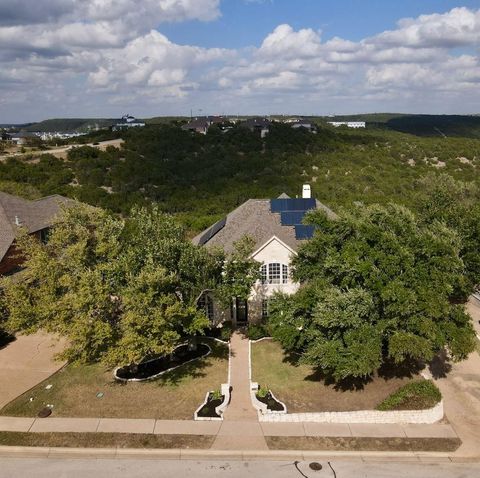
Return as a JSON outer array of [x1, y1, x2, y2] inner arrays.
[[198, 293, 214, 321], [261, 263, 289, 285]]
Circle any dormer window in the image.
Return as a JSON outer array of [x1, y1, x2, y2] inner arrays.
[[261, 263, 288, 285]]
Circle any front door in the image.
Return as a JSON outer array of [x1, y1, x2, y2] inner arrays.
[[236, 298, 248, 325]]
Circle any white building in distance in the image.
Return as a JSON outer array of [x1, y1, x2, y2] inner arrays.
[[328, 121, 366, 128]]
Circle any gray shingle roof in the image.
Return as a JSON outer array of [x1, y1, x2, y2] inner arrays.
[[0, 192, 71, 262], [192, 195, 336, 254]]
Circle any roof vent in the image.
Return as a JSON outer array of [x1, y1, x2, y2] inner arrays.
[[302, 184, 311, 199]]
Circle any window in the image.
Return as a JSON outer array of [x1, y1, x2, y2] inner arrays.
[[198, 294, 214, 321], [269, 263, 281, 284], [262, 299, 269, 319], [40, 228, 50, 244], [261, 263, 288, 284]]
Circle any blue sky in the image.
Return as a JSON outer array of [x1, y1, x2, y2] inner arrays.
[[0, 1, 479, 122], [162, 0, 480, 48]]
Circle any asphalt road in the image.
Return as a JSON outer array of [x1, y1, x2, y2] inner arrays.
[[0, 459, 478, 478]]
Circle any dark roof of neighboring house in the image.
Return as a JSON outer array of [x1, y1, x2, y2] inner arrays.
[[0, 192, 71, 262], [192, 195, 336, 254], [181, 118, 210, 130], [11, 131, 37, 138], [242, 117, 271, 129]]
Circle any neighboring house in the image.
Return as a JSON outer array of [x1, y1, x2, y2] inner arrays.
[[193, 185, 336, 326], [290, 118, 316, 132], [182, 117, 211, 135], [182, 116, 230, 135], [327, 121, 366, 128], [0, 192, 71, 275], [10, 131, 39, 145], [112, 115, 146, 131], [242, 117, 271, 138]]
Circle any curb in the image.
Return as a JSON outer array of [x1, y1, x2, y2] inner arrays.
[[0, 445, 478, 462]]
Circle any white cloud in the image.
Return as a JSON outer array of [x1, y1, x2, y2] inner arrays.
[[0, 4, 479, 121]]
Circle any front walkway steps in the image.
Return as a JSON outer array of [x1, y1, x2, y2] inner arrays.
[[212, 331, 267, 449]]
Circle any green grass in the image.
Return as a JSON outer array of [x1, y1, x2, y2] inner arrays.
[[376, 380, 442, 411], [252, 340, 425, 413], [0, 339, 228, 420]]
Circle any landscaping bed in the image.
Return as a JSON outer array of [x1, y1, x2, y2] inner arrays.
[[256, 387, 285, 412], [115, 343, 210, 381], [0, 339, 228, 420], [195, 391, 225, 419], [252, 340, 429, 413]]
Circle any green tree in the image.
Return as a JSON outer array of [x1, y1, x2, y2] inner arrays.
[[269, 204, 476, 380], [0, 204, 223, 365], [416, 173, 480, 297]]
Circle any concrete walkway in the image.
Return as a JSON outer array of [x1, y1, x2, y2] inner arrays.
[[0, 415, 459, 440], [212, 331, 267, 450], [0, 332, 66, 409]]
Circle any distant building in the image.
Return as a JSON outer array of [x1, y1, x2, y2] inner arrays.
[[327, 121, 366, 129], [242, 117, 271, 138], [181, 116, 230, 135], [112, 115, 146, 131], [289, 118, 316, 132], [0, 192, 72, 275], [9, 131, 39, 145]]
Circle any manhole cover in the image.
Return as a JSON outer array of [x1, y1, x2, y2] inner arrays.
[[37, 407, 52, 418], [309, 462, 322, 471]]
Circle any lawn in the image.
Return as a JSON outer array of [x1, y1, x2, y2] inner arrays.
[[251, 340, 425, 413], [0, 338, 228, 420]]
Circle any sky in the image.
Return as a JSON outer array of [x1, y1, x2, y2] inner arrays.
[[0, 0, 479, 123]]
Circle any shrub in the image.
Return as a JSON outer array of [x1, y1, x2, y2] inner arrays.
[[376, 380, 441, 411], [247, 324, 268, 340], [257, 385, 269, 399], [220, 321, 233, 341], [211, 388, 223, 401]]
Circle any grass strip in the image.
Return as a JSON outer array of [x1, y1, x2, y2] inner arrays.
[[0, 432, 214, 449], [266, 436, 461, 452]]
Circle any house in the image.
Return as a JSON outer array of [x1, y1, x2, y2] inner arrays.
[[0, 192, 71, 275], [192, 185, 336, 326], [327, 121, 366, 129], [10, 131, 39, 145], [242, 117, 271, 138], [289, 118, 316, 132], [182, 116, 230, 135], [111, 115, 146, 131], [182, 117, 211, 135]]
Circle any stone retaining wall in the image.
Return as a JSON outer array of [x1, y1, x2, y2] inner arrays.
[[258, 400, 444, 424]]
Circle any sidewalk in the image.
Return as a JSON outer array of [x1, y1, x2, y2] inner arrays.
[[0, 416, 459, 441]]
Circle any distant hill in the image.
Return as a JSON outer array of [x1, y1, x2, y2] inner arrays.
[[23, 118, 117, 133], [324, 113, 480, 138]]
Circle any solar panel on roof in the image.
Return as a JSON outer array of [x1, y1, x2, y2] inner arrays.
[[295, 224, 315, 240], [198, 217, 227, 246], [281, 210, 306, 226], [270, 198, 316, 213]]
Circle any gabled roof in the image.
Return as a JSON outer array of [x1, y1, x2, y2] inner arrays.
[[192, 194, 336, 254], [0, 192, 71, 262]]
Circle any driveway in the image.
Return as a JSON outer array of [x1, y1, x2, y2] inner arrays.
[[431, 297, 480, 457], [0, 332, 66, 409]]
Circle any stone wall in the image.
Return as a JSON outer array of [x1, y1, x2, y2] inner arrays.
[[258, 401, 444, 424]]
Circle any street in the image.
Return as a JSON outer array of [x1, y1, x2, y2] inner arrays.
[[0, 458, 478, 478]]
